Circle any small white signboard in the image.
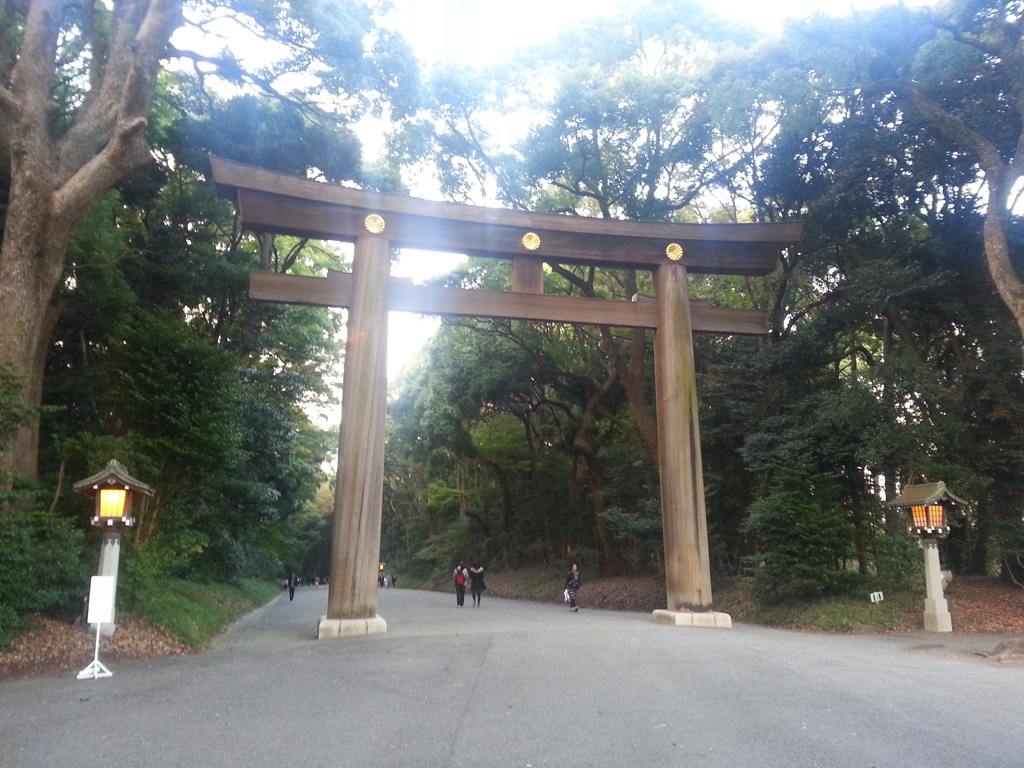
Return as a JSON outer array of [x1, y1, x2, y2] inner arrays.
[[869, 591, 885, 603], [86, 576, 116, 625], [78, 576, 115, 680]]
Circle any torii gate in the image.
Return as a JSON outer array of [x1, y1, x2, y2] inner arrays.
[[210, 156, 802, 637]]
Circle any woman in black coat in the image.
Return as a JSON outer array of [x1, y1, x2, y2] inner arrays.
[[469, 562, 486, 606], [565, 563, 581, 612]]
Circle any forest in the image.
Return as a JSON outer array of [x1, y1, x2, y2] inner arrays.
[[1, 0, 1023, 639]]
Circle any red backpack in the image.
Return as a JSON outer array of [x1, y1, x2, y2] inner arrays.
[[456, 569, 465, 585]]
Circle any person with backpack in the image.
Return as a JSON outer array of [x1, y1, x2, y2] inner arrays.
[[565, 563, 581, 612], [454, 562, 469, 607]]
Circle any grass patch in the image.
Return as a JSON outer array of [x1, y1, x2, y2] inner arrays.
[[521, 568, 561, 591], [132, 579, 281, 647], [740, 591, 918, 633]]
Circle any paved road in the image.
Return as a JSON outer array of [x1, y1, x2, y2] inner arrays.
[[1, 587, 1022, 768]]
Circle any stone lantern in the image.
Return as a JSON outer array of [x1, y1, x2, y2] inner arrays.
[[74, 460, 153, 634], [886, 481, 967, 633]]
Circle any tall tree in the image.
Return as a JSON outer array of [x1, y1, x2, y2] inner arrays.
[[0, 0, 417, 487], [37, 83, 353, 582], [851, 1, 1024, 343], [0, 0, 181, 485]]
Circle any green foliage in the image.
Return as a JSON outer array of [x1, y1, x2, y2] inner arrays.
[[36, 113, 342, 591], [382, 0, 1024, 600], [740, 591, 918, 633], [0, 509, 87, 645], [0, 365, 34, 451], [111, 310, 244, 479], [120, 517, 210, 606], [128, 578, 281, 647], [741, 466, 855, 603], [596, 444, 663, 573], [0, 365, 37, 504], [870, 534, 923, 594], [411, 523, 473, 581]]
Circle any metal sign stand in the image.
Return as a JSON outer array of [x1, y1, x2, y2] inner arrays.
[[77, 575, 115, 680], [77, 623, 112, 680]]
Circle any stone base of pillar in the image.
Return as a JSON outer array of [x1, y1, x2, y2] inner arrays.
[[923, 599, 952, 633], [652, 609, 732, 629], [317, 615, 387, 639]]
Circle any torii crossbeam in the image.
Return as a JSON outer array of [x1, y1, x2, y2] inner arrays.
[[211, 156, 803, 635]]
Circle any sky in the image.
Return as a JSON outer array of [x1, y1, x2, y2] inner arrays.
[[380, 0, 939, 381], [381, 0, 939, 67]]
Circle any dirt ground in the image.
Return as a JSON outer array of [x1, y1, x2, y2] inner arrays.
[[2, 574, 1021, 681]]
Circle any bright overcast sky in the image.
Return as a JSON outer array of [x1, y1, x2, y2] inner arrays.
[[382, 0, 939, 66]]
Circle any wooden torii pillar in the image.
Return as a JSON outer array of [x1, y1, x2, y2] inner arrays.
[[211, 157, 802, 636]]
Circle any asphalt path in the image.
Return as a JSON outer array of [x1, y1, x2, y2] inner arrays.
[[1, 586, 1022, 768]]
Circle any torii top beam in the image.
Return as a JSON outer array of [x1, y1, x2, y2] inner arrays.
[[209, 156, 802, 277]]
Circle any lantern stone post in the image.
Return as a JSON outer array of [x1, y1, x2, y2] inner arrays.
[[886, 481, 967, 634], [73, 460, 153, 636], [921, 538, 951, 632]]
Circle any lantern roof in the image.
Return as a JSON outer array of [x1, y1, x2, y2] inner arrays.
[[885, 481, 968, 509], [73, 459, 154, 497]]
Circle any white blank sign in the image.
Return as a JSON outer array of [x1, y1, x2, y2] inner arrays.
[[87, 576, 116, 624]]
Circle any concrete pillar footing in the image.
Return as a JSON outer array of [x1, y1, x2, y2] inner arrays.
[[652, 609, 732, 629], [317, 615, 387, 639]]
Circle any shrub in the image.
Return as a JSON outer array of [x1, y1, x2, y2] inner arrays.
[[741, 467, 854, 603], [0, 509, 87, 643], [871, 533, 922, 593]]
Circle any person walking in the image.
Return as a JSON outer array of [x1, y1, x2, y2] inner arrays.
[[469, 562, 486, 606], [288, 572, 297, 602], [454, 562, 469, 607], [565, 563, 581, 612]]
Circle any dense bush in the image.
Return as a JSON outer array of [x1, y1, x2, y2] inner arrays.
[[741, 468, 855, 603], [0, 509, 87, 644], [871, 533, 922, 593]]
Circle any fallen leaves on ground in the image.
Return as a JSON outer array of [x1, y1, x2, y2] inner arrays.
[[947, 576, 1024, 634], [0, 614, 191, 681]]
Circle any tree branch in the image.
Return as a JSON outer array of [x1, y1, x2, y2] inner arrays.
[[58, 0, 181, 179], [54, 116, 150, 221]]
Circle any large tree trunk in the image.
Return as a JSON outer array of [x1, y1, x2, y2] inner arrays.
[[0, 223, 68, 482], [905, 79, 1024, 348], [598, 271, 660, 463], [0, 144, 77, 482], [979, 175, 1024, 343], [0, 0, 182, 487], [571, 371, 625, 576]]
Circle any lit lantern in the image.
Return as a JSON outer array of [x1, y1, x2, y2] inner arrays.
[[73, 459, 153, 529], [887, 480, 964, 538], [886, 481, 968, 633], [73, 460, 154, 637], [909, 504, 948, 536]]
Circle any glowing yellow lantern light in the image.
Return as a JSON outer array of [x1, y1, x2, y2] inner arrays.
[[909, 504, 946, 533], [99, 488, 128, 519]]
